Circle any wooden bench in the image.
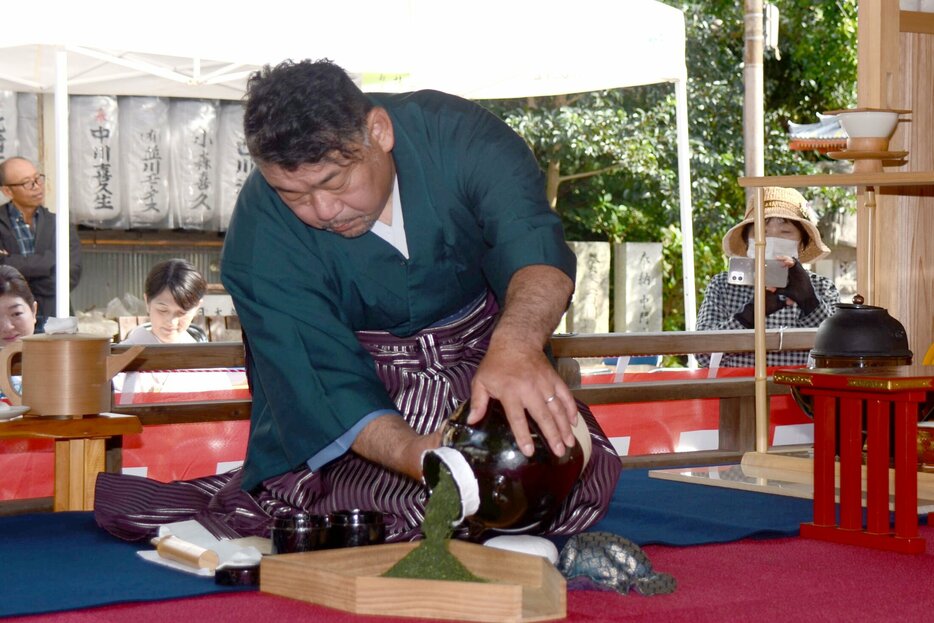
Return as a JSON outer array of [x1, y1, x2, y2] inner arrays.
[[111, 342, 249, 425]]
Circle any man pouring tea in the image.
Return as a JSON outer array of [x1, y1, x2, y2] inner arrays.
[[96, 59, 620, 542]]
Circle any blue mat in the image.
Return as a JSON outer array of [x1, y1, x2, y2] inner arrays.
[[0, 468, 811, 618], [0, 512, 251, 618], [591, 467, 812, 546]]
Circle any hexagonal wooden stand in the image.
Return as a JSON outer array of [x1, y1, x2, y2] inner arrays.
[[260, 540, 566, 622]]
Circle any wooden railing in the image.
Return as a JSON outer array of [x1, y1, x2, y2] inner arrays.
[[2, 329, 818, 514], [117, 328, 819, 467], [552, 328, 818, 468], [551, 328, 817, 367], [111, 342, 250, 425]]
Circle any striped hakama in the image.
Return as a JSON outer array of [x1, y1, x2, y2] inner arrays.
[[95, 293, 621, 542]]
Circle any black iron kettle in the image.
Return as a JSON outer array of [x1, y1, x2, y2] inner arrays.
[[791, 295, 926, 427], [809, 294, 912, 368]]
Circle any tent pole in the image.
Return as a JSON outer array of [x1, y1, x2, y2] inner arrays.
[[675, 74, 696, 334], [54, 48, 70, 320], [743, 0, 765, 183]]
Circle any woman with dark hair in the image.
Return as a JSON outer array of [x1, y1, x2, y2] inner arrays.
[[0, 266, 38, 403], [0, 265, 38, 343], [123, 259, 207, 344]]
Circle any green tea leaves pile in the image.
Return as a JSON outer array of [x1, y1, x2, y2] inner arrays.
[[383, 464, 486, 582]]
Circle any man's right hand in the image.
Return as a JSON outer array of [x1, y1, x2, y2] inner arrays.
[[466, 265, 577, 459], [351, 413, 442, 481]]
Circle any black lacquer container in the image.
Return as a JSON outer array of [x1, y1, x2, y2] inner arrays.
[[424, 398, 588, 539], [270, 509, 332, 554], [270, 507, 386, 553]]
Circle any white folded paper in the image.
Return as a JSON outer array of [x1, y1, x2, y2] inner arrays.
[[483, 535, 560, 564], [136, 519, 263, 576], [43, 317, 79, 335]]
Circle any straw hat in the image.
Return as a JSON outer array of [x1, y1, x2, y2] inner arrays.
[[721, 187, 831, 264]]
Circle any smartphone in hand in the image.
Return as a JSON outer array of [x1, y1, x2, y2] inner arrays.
[[728, 257, 789, 288]]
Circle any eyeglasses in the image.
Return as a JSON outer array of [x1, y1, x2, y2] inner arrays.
[[4, 174, 46, 191]]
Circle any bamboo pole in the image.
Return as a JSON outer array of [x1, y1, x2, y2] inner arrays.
[[743, 0, 768, 454], [864, 187, 876, 305], [753, 187, 768, 453]]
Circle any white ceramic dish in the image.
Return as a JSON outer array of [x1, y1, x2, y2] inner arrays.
[[0, 405, 31, 420], [836, 110, 900, 138]]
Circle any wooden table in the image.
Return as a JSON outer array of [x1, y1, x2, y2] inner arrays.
[[774, 366, 933, 554], [0, 413, 141, 511]]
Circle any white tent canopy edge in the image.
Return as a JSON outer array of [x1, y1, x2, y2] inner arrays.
[[0, 0, 695, 331]]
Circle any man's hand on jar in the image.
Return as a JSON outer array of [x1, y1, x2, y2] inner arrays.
[[468, 338, 577, 458]]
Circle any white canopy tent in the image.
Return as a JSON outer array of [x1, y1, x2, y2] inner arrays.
[[0, 0, 695, 330]]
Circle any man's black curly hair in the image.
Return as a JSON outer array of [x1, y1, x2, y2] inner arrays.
[[243, 59, 374, 170]]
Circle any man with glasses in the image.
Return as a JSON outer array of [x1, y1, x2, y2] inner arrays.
[[0, 157, 82, 330]]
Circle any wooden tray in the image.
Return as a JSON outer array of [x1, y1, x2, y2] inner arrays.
[[823, 107, 911, 115], [827, 150, 908, 161], [260, 540, 566, 623]]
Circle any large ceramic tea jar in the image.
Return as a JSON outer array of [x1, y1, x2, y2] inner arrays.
[[423, 398, 591, 538]]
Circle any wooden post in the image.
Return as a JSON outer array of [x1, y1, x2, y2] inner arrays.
[[54, 437, 107, 511], [857, 0, 934, 358]]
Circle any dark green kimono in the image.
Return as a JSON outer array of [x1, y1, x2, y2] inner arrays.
[[222, 90, 576, 490]]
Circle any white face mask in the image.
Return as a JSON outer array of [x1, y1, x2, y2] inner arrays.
[[746, 236, 800, 260]]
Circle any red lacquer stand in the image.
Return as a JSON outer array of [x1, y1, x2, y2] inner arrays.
[[775, 366, 933, 554]]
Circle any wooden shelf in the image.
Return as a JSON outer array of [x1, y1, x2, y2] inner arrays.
[[0, 413, 141, 440], [901, 10, 934, 34], [739, 171, 934, 188], [78, 228, 225, 249]]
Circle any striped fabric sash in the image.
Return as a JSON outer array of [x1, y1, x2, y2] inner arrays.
[[95, 292, 620, 542]]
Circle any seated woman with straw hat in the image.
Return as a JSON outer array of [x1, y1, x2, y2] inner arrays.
[[696, 187, 839, 368]]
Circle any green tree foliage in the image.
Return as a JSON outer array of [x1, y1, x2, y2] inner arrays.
[[481, 0, 857, 331]]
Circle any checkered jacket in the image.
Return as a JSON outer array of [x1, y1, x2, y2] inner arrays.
[[695, 270, 839, 368]]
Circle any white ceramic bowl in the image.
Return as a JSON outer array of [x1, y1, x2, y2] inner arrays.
[[837, 110, 899, 138]]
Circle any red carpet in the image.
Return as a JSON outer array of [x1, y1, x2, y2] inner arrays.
[[10, 526, 934, 623]]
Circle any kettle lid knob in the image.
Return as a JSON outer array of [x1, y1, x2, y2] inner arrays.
[[852, 294, 865, 305]]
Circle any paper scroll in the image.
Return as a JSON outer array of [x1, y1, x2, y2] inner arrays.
[[216, 102, 254, 231], [70, 95, 125, 228], [120, 97, 171, 229], [0, 91, 18, 163], [169, 100, 219, 231]]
